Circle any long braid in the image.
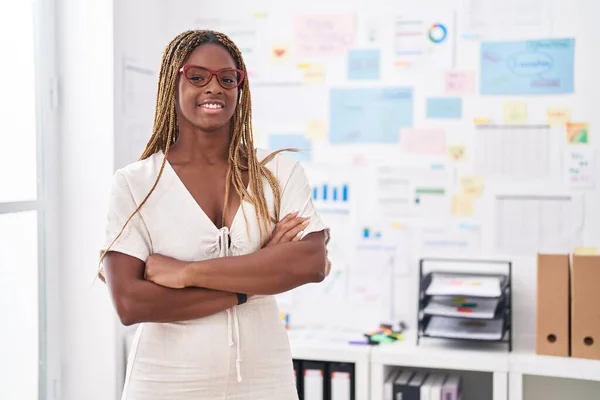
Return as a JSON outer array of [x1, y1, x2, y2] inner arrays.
[[97, 30, 289, 280]]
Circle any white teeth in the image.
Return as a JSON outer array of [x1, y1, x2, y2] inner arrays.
[[201, 103, 223, 109]]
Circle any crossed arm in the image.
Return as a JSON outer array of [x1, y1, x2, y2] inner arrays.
[[104, 214, 327, 326]]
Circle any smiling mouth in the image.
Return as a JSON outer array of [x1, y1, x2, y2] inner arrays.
[[200, 103, 224, 109]]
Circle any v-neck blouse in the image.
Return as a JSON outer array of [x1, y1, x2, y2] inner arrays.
[[102, 148, 329, 265]]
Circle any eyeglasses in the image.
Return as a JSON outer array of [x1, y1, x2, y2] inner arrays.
[[178, 65, 245, 90]]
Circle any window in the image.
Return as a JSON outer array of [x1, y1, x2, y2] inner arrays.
[[0, 0, 56, 398]]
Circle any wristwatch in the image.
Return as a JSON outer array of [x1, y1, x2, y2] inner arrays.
[[236, 293, 248, 305]]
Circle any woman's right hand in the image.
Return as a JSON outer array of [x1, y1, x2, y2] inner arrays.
[[263, 211, 310, 248]]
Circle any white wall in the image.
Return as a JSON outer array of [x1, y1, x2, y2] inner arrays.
[[55, 0, 166, 399]]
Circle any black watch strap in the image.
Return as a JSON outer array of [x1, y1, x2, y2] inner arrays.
[[236, 293, 247, 305]]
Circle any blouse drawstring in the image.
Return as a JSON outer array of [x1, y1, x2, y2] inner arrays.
[[219, 227, 242, 382]]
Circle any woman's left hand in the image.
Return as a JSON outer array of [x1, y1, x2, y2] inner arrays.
[[145, 254, 188, 289]]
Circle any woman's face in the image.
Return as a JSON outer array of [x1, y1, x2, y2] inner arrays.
[[176, 43, 240, 133]]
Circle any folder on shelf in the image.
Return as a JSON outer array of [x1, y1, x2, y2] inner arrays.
[[441, 374, 462, 400], [406, 371, 428, 399], [429, 374, 447, 399], [536, 253, 570, 357], [329, 362, 354, 400], [420, 373, 441, 400], [393, 370, 415, 399], [293, 360, 304, 400], [302, 361, 326, 400], [384, 368, 400, 400], [571, 255, 600, 360]]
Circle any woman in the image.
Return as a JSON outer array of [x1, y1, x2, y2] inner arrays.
[[99, 29, 330, 399]]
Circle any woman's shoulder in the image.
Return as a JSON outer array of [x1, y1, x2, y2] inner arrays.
[[255, 148, 302, 180], [112, 152, 164, 192]]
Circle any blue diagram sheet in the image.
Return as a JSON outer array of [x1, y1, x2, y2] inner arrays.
[[330, 87, 413, 144], [480, 38, 575, 95]]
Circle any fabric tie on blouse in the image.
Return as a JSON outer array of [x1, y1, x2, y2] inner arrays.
[[217, 227, 243, 383]]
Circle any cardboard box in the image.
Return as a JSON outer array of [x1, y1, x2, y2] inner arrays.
[[571, 254, 600, 360], [536, 254, 571, 357]]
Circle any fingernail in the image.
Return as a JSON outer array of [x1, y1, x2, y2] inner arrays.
[[302, 219, 310, 226]]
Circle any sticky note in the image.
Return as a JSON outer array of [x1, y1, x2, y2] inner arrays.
[[574, 247, 598, 255], [460, 176, 484, 197], [306, 119, 327, 140], [348, 49, 380, 80], [474, 117, 489, 124], [546, 108, 571, 126], [503, 101, 527, 124], [298, 63, 324, 84], [445, 71, 475, 95], [426, 98, 462, 119], [448, 145, 466, 161], [566, 122, 589, 144], [452, 194, 475, 217]]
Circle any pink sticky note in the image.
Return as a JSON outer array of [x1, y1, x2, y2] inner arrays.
[[295, 14, 355, 57], [445, 71, 475, 95], [400, 128, 446, 155]]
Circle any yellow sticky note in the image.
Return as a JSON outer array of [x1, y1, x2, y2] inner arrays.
[[452, 194, 475, 217], [460, 176, 484, 198], [299, 63, 324, 84], [546, 108, 571, 126], [448, 145, 466, 161], [306, 119, 327, 140], [503, 101, 527, 124], [574, 247, 598, 255], [474, 117, 489, 125], [270, 44, 290, 63], [391, 221, 403, 229]]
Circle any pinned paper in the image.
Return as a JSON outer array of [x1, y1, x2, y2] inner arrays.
[[271, 43, 290, 62], [298, 63, 325, 84], [306, 119, 327, 140], [460, 176, 484, 197], [574, 247, 598, 255], [567, 147, 595, 189], [546, 108, 571, 126], [400, 128, 446, 154], [448, 145, 466, 161], [452, 194, 475, 217], [503, 101, 527, 124], [566, 122, 589, 144], [445, 71, 475, 95]]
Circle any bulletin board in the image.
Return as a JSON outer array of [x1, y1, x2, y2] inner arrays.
[[162, 0, 599, 336]]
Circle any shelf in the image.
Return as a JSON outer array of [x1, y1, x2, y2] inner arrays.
[[371, 333, 510, 373], [510, 344, 600, 382]]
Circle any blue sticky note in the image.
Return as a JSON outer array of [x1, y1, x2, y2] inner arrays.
[[426, 97, 462, 119], [348, 49, 380, 80], [480, 38, 575, 95], [268, 134, 311, 162], [330, 87, 413, 144]]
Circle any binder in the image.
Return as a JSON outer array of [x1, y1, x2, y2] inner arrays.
[[571, 255, 600, 360], [293, 360, 304, 400], [420, 373, 441, 400], [384, 368, 400, 400], [329, 362, 355, 400], [430, 374, 447, 399], [302, 361, 327, 400], [393, 370, 415, 399], [406, 371, 428, 399], [536, 253, 570, 357], [440, 374, 461, 400]]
